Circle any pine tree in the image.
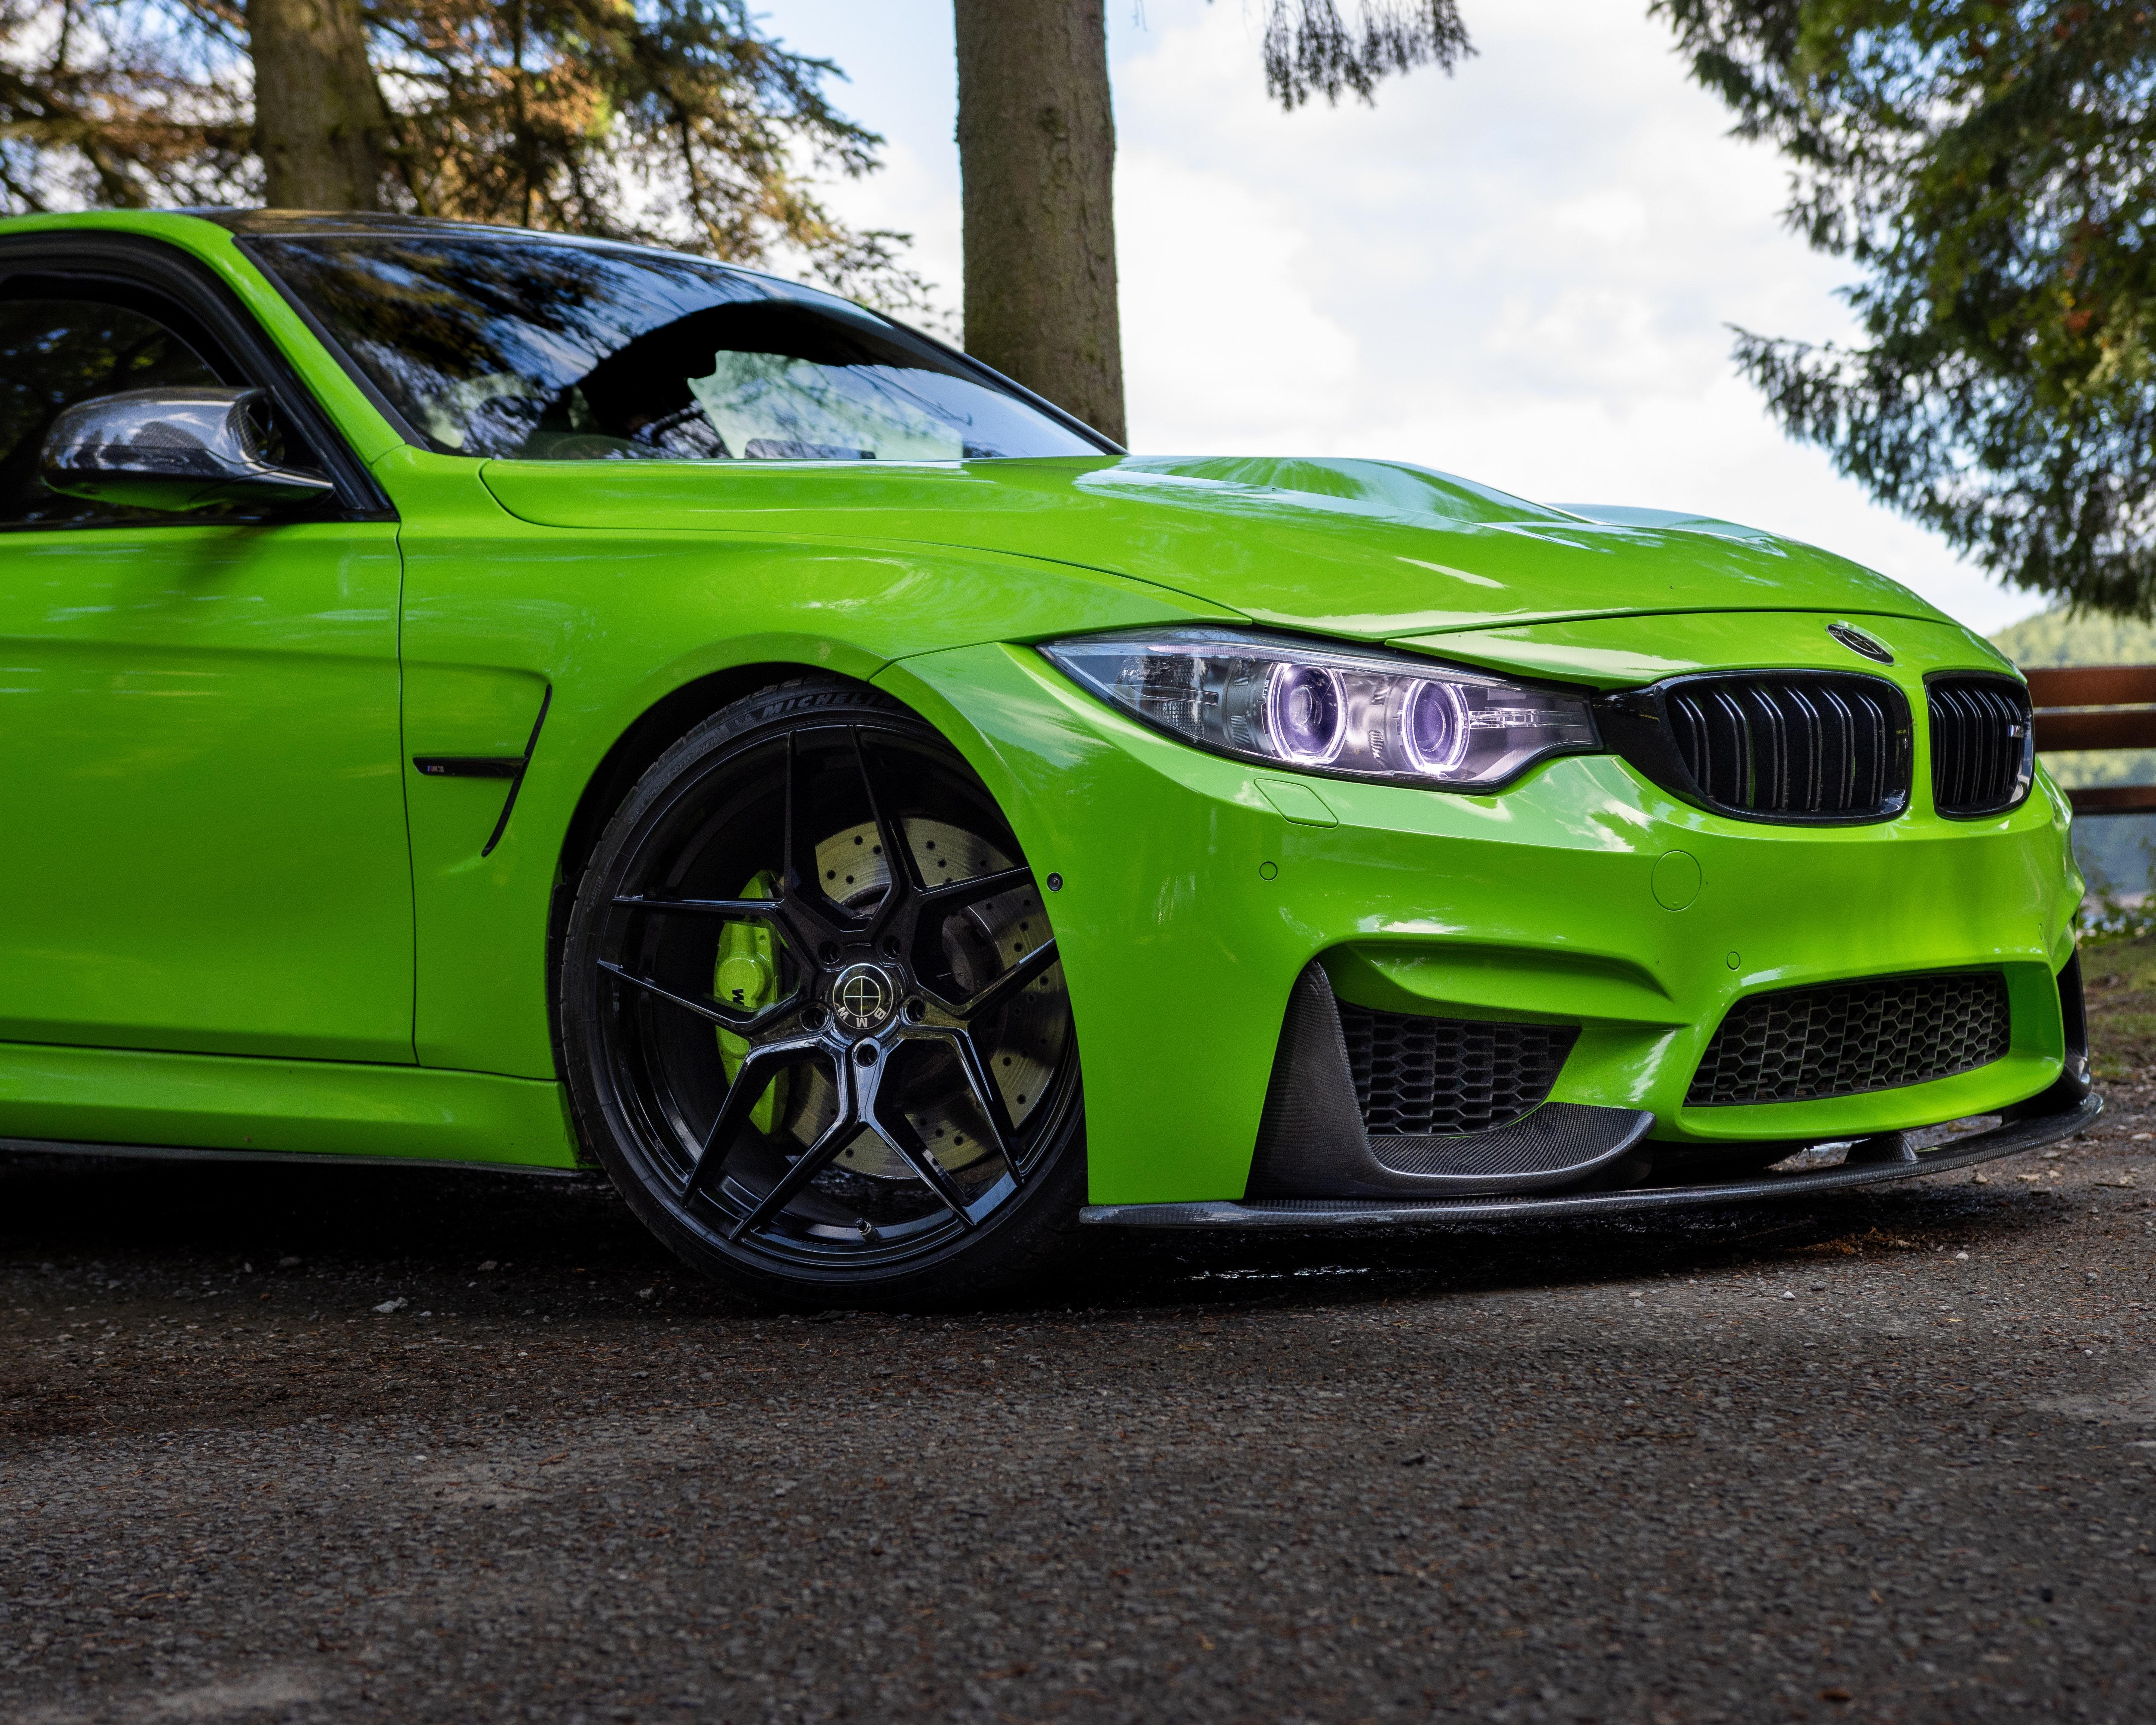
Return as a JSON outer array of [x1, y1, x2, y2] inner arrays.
[[0, 0, 928, 309], [1657, 1, 2156, 615]]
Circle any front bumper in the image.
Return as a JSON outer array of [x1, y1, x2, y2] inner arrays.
[[1080, 1091, 2100, 1228], [879, 630, 2085, 1208]]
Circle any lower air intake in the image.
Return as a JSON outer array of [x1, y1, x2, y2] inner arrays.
[[1336, 1003, 1576, 1135], [1248, 963, 1644, 1199], [1688, 970, 2011, 1106]]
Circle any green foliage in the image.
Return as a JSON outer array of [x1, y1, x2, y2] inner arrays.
[[2080, 932, 2156, 1084], [0, 0, 932, 309], [2078, 873, 2156, 946], [371, 1, 904, 289], [1234, 0, 1472, 109], [0, 1, 251, 209], [1655, 1, 2156, 615], [1991, 604, 2156, 672]]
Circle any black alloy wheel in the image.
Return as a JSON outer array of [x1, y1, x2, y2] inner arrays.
[[559, 679, 1086, 1305]]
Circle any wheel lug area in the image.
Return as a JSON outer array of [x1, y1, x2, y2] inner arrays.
[[853, 1042, 878, 1066], [828, 955, 903, 1036]]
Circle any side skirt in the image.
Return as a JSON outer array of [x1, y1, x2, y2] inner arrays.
[[0, 1042, 581, 1170], [1081, 1094, 2101, 1229], [0, 1138, 588, 1178]]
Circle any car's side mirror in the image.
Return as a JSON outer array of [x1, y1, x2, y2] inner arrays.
[[41, 387, 336, 515]]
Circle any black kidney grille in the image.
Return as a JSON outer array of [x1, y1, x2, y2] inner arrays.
[[1688, 971, 2011, 1106], [1929, 676, 2033, 816], [1336, 1003, 1578, 1135], [1665, 674, 1911, 820]]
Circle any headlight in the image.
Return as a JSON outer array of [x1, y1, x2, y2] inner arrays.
[[1039, 629, 1600, 789]]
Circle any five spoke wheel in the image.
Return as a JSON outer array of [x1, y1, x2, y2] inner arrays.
[[561, 681, 1084, 1301]]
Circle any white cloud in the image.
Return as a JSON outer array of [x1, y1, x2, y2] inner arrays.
[[1116, 155, 1359, 443], [759, 0, 2042, 633]]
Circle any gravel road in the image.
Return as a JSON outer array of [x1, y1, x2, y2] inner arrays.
[[4, 1029, 2155, 1722]]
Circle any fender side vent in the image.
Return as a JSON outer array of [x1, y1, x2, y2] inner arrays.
[[1336, 1002, 1578, 1136]]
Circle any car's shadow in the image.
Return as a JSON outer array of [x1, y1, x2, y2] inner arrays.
[[0, 1147, 2063, 1322]]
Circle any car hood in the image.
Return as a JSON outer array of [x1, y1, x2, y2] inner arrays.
[[480, 453, 1954, 641]]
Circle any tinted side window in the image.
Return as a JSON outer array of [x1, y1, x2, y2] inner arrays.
[[0, 296, 226, 527]]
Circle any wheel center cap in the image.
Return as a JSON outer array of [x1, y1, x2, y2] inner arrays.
[[830, 961, 898, 1034]]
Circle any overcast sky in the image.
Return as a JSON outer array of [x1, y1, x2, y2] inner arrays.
[[757, 0, 2041, 635]]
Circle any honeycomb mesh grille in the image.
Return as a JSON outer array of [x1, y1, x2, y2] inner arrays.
[[1688, 971, 2011, 1106], [1929, 676, 2032, 816], [1337, 1003, 1578, 1136], [1666, 673, 1911, 821]]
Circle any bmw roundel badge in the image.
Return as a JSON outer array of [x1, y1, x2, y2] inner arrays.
[[1827, 622, 1894, 665]]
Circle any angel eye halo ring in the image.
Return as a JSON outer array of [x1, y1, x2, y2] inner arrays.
[[1402, 678, 1471, 775], [1039, 628, 1600, 790], [1265, 662, 1346, 765]]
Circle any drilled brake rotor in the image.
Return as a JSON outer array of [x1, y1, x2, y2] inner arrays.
[[741, 818, 1065, 1181]]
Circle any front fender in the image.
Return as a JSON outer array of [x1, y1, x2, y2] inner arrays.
[[379, 448, 1236, 1078]]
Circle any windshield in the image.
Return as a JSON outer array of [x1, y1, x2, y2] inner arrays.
[[248, 233, 1107, 463]]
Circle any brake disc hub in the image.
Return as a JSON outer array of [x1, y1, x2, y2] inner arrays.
[[827, 960, 901, 1035], [725, 816, 1065, 1185]]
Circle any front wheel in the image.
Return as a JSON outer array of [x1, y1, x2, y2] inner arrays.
[[559, 679, 1086, 1306]]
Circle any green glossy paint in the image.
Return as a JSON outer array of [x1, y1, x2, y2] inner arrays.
[[881, 644, 2074, 1202], [1395, 608, 2016, 689], [0, 517, 412, 1063], [0, 209, 2082, 1200], [0, 1040, 575, 1165], [477, 454, 1947, 641]]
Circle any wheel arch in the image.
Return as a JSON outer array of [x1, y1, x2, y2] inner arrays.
[[548, 663, 1090, 1299], [541, 652, 1045, 1070], [548, 651, 1034, 905], [552, 661, 863, 937]]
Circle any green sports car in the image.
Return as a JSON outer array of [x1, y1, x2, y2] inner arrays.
[[0, 209, 2094, 1303]]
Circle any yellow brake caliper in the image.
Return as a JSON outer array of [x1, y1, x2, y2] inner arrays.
[[713, 870, 783, 1135]]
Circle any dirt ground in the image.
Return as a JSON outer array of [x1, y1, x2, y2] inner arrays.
[[4, 947, 2156, 1724]]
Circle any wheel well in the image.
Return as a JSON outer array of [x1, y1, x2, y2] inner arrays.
[[545, 664, 889, 1046], [554, 662, 882, 906]]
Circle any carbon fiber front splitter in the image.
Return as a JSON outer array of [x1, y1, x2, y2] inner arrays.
[[1079, 1093, 2101, 1229]]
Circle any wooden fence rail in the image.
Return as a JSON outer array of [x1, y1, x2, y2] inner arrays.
[[2026, 665, 2156, 816]]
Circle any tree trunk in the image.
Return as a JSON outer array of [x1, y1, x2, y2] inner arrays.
[[953, 0, 1125, 445], [248, 0, 390, 209]]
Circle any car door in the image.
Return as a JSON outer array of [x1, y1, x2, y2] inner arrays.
[[0, 236, 413, 1064]]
